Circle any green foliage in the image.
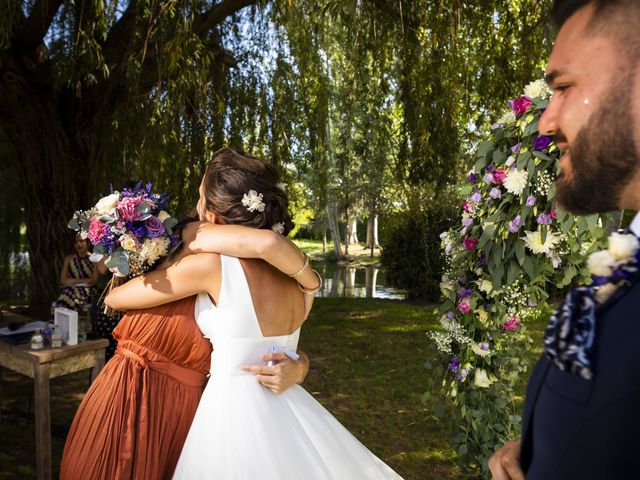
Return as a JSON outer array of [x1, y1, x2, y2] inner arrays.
[[430, 82, 607, 474], [381, 201, 458, 300]]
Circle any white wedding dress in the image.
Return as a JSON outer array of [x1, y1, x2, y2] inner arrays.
[[172, 255, 404, 479]]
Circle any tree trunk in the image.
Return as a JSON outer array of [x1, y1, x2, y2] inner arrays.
[[322, 221, 327, 253], [347, 217, 358, 244], [365, 266, 378, 297], [0, 52, 94, 317], [326, 203, 343, 258], [365, 212, 379, 254]]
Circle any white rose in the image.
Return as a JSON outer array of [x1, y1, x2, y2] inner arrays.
[[95, 193, 120, 216], [474, 368, 496, 388], [120, 235, 137, 251], [586, 250, 618, 277], [157, 210, 171, 223], [607, 232, 639, 261]]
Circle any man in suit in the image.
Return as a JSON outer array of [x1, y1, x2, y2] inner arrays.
[[489, 1, 640, 479]]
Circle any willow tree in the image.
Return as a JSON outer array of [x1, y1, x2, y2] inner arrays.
[[0, 0, 257, 312]]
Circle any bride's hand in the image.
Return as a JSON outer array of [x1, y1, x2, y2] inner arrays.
[[241, 351, 310, 394]]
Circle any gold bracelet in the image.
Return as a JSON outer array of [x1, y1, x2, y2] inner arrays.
[[298, 269, 322, 295], [289, 253, 310, 279]]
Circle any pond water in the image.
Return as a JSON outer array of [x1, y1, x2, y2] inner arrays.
[[311, 262, 406, 300]]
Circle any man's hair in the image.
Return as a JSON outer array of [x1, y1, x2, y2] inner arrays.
[[551, 0, 640, 61]]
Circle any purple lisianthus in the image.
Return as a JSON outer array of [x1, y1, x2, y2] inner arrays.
[[446, 311, 455, 320], [505, 156, 516, 167], [468, 172, 478, 182], [507, 215, 521, 233], [511, 143, 522, 154], [146, 216, 166, 238], [476, 254, 488, 268], [483, 173, 494, 183], [489, 188, 502, 199], [533, 135, 552, 151], [470, 191, 482, 203], [449, 357, 460, 374], [463, 217, 473, 227], [480, 342, 489, 351], [458, 368, 468, 382], [537, 213, 553, 225], [486, 165, 495, 173], [526, 195, 537, 207], [458, 288, 473, 298]]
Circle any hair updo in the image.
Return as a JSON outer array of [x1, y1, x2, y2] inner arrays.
[[199, 147, 295, 235]]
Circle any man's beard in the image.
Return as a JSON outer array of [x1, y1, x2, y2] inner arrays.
[[555, 80, 639, 215]]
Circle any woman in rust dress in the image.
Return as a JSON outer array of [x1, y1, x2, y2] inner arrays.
[[60, 217, 313, 479]]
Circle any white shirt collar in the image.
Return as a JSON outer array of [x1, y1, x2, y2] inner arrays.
[[629, 212, 640, 236]]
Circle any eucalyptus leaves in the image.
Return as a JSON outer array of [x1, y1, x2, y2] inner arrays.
[[429, 80, 607, 471]]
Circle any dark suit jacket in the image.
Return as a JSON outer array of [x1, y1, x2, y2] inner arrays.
[[521, 278, 640, 479]]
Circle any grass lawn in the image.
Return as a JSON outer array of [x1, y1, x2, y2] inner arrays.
[[294, 239, 382, 267], [0, 297, 550, 479]]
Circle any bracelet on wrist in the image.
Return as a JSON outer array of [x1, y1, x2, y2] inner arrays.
[[288, 253, 310, 279], [298, 269, 322, 295]]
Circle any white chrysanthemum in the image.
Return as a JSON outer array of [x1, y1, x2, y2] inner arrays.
[[523, 230, 561, 255], [271, 222, 285, 234], [524, 79, 552, 100], [241, 190, 265, 213], [497, 110, 516, 126], [95, 193, 120, 216], [474, 368, 496, 388], [503, 169, 529, 196], [139, 237, 170, 264], [471, 343, 491, 357], [607, 232, 639, 261]]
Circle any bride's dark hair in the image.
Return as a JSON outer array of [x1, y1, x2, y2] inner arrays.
[[199, 147, 295, 235]]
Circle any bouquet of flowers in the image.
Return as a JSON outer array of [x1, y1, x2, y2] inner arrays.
[[68, 182, 179, 277]]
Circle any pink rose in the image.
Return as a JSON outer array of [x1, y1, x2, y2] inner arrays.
[[492, 169, 507, 184], [463, 201, 472, 213], [463, 237, 479, 252], [117, 197, 142, 221], [457, 296, 471, 314], [87, 217, 109, 244], [503, 315, 520, 331], [510, 96, 532, 116]]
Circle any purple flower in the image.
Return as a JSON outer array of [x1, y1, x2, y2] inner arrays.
[[511, 143, 522, 154], [483, 173, 494, 183], [446, 311, 455, 320], [476, 254, 488, 268], [507, 215, 521, 233], [463, 218, 473, 227], [145, 216, 166, 238], [491, 123, 501, 130], [449, 357, 460, 374], [458, 368, 468, 381], [480, 342, 489, 351], [468, 172, 478, 182], [470, 191, 482, 203], [458, 275, 467, 284], [533, 135, 552, 151], [537, 213, 553, 225], [489, 187, 502, 199], [486, 165, 495, 173], [526, 195, 537, 207], [505, 156, 516, 167], [458, 288, 473, 298]]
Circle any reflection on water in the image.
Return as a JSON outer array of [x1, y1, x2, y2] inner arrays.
[[312, 262, 406, 300]]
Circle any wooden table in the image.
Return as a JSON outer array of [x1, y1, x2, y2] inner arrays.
[[0, 312, 109, 480]]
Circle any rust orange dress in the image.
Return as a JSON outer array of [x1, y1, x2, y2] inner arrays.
[[60, 296, 212, 480]]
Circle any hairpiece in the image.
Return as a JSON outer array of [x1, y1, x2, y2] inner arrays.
[[241, 190, 265, 213]]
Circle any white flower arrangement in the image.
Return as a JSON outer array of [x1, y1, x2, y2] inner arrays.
[[587, 232, 639, 304], [523, 79, 552, 100], [242, 190, 265, 213]]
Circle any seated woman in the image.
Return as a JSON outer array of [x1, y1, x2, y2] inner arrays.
[[53, 235, 100, 311]]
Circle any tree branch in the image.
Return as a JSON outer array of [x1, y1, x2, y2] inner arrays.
[[193, 0, 258, 36], [14, 0, 65, 52]]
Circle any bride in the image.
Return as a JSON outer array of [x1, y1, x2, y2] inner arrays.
[[107, 148, 403, 479]]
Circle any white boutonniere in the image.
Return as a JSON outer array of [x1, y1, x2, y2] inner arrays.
[[241, 190, 265, 213], [587, 232, 639, 303]]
